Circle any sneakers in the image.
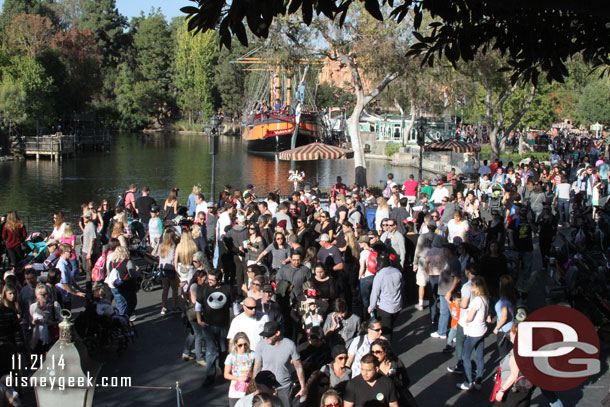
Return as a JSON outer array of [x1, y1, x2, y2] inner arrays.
[[196, 360, 207, 368], [442, 345, 454, 353], [182, 353, 194, 361], [160, 307, 168, 315], [457, 381, 472, 391], [473, 378, 482, 390], [415, 304, 424, 311], [447, 364, 464, 374], [129, 314, 137, 322], [430, 332, 447, 339]]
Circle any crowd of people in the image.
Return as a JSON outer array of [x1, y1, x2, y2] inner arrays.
[[1, 132, 609, 407]]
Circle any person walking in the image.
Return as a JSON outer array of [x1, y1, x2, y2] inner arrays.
[[254, 321, 307, 407], [368, 247, 403, 340]]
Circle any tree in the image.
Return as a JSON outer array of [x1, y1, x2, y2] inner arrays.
[[5, 14, 55, 57], [214, 43, 249, 116], [315, 82, 355, 110], [576, 80, 610, 126], [463, 51, 537, 160], [113, 11, 174, 130], [312, 6, 408, 185], [0, 0, 57, 33], [77, 0, 128, 69], [181, 1, 610, 85], [174, 20, 218, 124]]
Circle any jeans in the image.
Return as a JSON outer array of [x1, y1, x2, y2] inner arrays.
[[558, 198, 570, 224], [437, 295, 450, 336], [184, 319, 206, 362], [360, 276, 375, 314], [213, 243, 219, 269], [447, 327, 457, 346], [428, 275, 440, 325], [455, 324, 465, 365], [112, 288, 127, 315], [69, 259, 78, 280], [201, 324, 227, 380], [462, 334, 485, 383]]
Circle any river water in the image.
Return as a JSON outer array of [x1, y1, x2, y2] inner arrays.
[[0, 133, 432, 230]]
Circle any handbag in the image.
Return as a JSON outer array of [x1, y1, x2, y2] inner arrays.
[[489, 366, 503, 402], [514, 373, 534, 393]]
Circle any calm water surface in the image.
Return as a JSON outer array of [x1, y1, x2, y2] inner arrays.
[[0, 133, 432, 230]]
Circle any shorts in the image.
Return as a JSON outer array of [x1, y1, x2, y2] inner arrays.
[[416, 267, 429, 287]]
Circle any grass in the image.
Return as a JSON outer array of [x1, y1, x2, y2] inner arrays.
[[168, 119, 204, 133], [479, 144, 550, 164], [385, 142, 401, 157]]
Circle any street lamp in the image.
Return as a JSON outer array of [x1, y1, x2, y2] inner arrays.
[[209, 115, 220, 204], [415, 116, 428, 182]]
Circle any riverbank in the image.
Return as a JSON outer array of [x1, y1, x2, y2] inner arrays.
[[0, 155, 22, 162]]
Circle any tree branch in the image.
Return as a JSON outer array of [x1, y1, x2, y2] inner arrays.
[[505, 84, 537, 137], [363, 71, 401, 105]]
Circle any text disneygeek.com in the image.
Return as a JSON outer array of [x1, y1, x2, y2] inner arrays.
[[6, 372, 132, 390]]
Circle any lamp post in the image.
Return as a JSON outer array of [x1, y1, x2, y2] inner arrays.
[[416, 116, 427, 182], [209, 115, 220, 204], [32, 310, 101, 406]]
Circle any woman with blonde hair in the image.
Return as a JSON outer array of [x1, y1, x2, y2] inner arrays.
[[60, 223, 79, 278], [111, 221, 128, 247], [1, 211, 27, 266], [108, 246, 138, 319], [188, 185, 202, 217], [30, 284, 61, 353], [2, 284, 22, 318], [174, 230, 199, 292], [223, 332, 255, 407], [159, 229, 179, 315], [375, 197, 390, 233]]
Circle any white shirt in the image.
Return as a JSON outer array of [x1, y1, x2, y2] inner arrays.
[[387, 193, 405, 208], [267, 200, 278, 215], [359, 248, 373, 278], [218, 212, 232, 238], [464, 296, 488, 337], [430, 187, 450, 204], [227, 312, 268, 350], [195, 201, 208, 217]]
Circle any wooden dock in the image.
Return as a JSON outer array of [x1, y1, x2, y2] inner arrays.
[[23, 131, 112, 160]]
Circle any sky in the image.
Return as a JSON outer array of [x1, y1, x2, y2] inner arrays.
[[0, 0, 191, 21]]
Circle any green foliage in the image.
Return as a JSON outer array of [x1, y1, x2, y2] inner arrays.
[[169, 119, 204, 132], [385, 142, 400, 157], [214, 44, 248, 115], [576, 80, 610, 125], [479, 144, 550, 163], [77, 0, 128, 69], [316, 82, 355, 110], [174, 21, 218, 124]]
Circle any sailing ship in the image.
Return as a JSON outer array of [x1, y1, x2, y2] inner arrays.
[[238, 59, 325, 153]]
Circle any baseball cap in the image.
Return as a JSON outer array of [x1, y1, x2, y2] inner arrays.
[[358, 235, 370, 244], [277, 219, 287, 229], [262, 284, 274, 293], [243, 192, 252, 199], [318, 233, 330, 242], [437, 180, 444, 185], [237, 215, 246, 224], [367, 230, 379, 238], [150, 205, 160, 213], [260, 321, 280, 337], [246, 184, 254, 190]]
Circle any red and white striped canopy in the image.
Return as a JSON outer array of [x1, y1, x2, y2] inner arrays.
[[425, 139, 481, 153], [278, 142, 354, 161]]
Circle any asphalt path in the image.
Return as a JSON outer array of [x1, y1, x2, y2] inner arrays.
[[19, 234, 610, 407]]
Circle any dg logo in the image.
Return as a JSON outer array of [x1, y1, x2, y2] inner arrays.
[[514, 305, 600, 391]]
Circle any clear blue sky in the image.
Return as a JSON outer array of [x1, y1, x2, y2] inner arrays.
[[0, 0, 191, 21]]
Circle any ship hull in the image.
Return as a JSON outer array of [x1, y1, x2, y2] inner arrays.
[[242, 111, 324, 153]]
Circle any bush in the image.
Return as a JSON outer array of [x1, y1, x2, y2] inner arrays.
[[479, 144, 550, 163], [169, 119, 204, 132], [385, 142, 401, 157]]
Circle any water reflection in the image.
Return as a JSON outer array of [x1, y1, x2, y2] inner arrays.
[[0, 133, 433, 230]]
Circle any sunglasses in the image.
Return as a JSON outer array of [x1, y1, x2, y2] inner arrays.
[[249, 227, 256, 230], [251, 283, 261, 287], [336, 355, 347, 360], [325, 403, 341, 407], [236, 343, 248, 348], [276, 238, 284, 241], [372, 349, 384, 354], [244, 305, 257, 310], [192, 260, 200, 264], [369, 327, 382, 332]]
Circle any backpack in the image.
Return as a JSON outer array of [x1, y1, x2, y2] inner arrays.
[[382, 183, 393, 199], [91, 252, 107, 282], [366, 250, 378, 275]]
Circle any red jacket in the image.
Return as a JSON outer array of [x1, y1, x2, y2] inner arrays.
[[1, 224, 27, 249]]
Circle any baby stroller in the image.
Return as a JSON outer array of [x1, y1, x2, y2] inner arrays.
[[75, 295, 137, 358]]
